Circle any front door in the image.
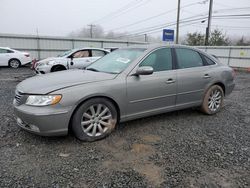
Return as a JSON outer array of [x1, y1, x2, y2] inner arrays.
[[126, 47, 177, 118], [70, 50, 91, 69]]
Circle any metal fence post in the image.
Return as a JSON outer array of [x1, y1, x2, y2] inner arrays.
[[228, 47, 232, 66], [72, 39, 75, 49]]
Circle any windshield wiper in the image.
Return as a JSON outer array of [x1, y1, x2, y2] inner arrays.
[[86, 68, 100, 72]]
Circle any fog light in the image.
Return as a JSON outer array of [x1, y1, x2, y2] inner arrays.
[[16, 117, 40, 132], [17, 117, 25, 126], [29, 124, 40, 132]]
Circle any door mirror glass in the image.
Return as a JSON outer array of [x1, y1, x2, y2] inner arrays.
[[136, 66, 153, 75]]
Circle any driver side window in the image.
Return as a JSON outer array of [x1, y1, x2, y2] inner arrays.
[[72, 50, 90, 58], [139, 48, 172, 72]]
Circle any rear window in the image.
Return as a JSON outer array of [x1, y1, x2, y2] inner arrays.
[[204, 56, 216, 65], [176, 48, 204, 69], [92, 50, 106, 57]]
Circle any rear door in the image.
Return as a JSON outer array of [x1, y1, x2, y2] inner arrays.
[[174, 48, 212, 106], [126, 47, 177, 118]]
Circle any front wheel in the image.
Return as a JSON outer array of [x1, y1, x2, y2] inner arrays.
[[201, 85, 224, 115], [71, 98, 118, 141]]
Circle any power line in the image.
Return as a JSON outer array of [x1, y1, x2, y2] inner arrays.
[[190, 23, 250, 30], [111, 6, 250, 33], [115, 14, 208, 37], [119, 19, 206, 39], [114, 17, 208, 38], [91, 0, 144, 24], [92, 0, 152, 25], [109, 0, 208, 31], [113, 14, 250, 39]]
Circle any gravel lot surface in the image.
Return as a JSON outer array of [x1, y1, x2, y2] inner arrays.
[[0, 67, 249, 188]]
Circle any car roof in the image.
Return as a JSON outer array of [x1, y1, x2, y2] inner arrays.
[[72, 47, 109, 52], [120, 44, 200, 50], [0, 47, 11, 49]]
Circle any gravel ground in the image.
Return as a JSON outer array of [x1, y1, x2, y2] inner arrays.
[[0, 67, 249, 188]]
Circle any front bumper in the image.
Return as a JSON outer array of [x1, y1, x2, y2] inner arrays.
[[14, 104, 72, 136]]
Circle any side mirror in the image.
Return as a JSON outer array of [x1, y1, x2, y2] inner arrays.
[[135, 66, 153, 76]]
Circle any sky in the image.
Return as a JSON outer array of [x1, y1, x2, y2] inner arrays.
[[0, 0, 250, 39]]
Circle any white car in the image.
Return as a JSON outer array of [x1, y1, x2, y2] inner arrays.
[[0, 47, 31, 68], [35, 48, 109, 74]]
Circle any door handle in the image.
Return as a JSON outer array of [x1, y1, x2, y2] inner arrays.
[[203, 74, 211, 79], [165, 78, 175, 84]]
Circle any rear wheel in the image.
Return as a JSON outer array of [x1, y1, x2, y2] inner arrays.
[[72, 98, 118, 141], [201, 85, 224, 115], [9, 59, 21, 68]]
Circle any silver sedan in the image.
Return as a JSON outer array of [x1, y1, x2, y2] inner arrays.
[[13, 45, 235, 141]]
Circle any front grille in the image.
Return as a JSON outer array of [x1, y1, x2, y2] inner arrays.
[[14, 91, 24, 106]]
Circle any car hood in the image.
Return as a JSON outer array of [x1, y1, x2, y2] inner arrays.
[[38, 57, 65, 63], [17, 69, 117, 94]]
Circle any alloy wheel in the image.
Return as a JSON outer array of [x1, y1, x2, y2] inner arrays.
[[10, 60, 20, 68], [81, 104, 113, 137], [208, 89, 222, 112]]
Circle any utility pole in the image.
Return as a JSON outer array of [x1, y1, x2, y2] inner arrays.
[[88, 24, 96, 38], [176, 0, 181, 44], [205, 0, 213, 45]]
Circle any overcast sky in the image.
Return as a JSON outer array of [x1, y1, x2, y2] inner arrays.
[[0, 0, 250, 39]]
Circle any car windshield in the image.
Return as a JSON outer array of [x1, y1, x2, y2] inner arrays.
[[57, 49, 74, 57], [86, 48, 145, 74]]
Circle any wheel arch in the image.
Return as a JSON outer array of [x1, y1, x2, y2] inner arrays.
[[51, 64, 67, 72], [68, 95, 121, 131], [211, 82, 225, 95]]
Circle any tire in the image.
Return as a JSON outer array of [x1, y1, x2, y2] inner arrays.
[[201, 85, 224, 115], [9, 59, 21, 68], [71, 98, 118, 141], [51, 65, 66, 72]]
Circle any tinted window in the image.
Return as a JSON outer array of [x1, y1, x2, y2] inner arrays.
[[92, 50, 106, 57], [139, 48, 172, 72], [204, 56, 216, 65], [0, 49, 8, 53], [7, 50, 14, 53], [176, 48, 203, 69]]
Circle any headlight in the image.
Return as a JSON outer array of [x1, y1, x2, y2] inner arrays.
[[26, 95, 62, 106], [38, 60, 55, 66]]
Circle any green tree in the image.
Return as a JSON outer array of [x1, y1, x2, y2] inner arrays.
[[185, 32, 205, 46], [209, 29, 230, 46]]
